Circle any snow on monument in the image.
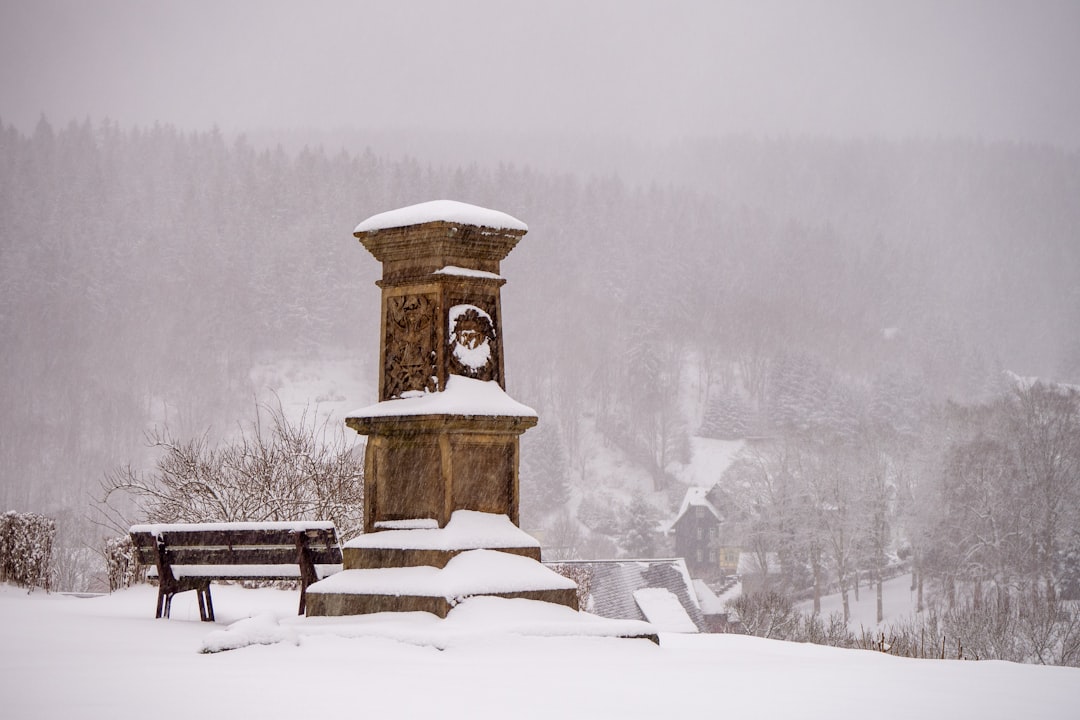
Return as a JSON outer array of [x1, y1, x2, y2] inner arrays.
[[305, 200, 580, 618], [348, 199, 536, 531]]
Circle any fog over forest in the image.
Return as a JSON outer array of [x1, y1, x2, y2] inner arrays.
[[2, 2, 1079, 626]]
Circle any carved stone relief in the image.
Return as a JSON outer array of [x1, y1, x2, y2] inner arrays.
[[447, 303, 498, 382], [384, 293, 438, 398]]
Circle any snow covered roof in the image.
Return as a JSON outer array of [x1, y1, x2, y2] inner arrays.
[[667, 486, 722, 531], [633, 588, 699, 633], [354, 200, 528, 234], [545, 558, 707, 632], [347, 375, 537, 420], [692, 579, 728, 616]]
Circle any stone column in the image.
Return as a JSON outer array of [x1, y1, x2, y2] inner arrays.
[[346, 201, 537, 533]]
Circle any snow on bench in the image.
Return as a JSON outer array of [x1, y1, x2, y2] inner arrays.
[[129, 521, 343, 621]]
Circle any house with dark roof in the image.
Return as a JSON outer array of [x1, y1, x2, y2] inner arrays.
[[664, 486, 738, 581]]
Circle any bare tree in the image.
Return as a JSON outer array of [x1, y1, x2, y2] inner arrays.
[[805, 442, 863, 624], [1004, 379, 1080, 597], [99, 401, 364, 537]]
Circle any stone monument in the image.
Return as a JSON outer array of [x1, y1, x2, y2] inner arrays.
[[345, 200, 538, 533], [305, 200, 577, 617]]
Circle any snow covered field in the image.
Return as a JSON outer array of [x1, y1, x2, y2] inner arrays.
[[3, 583, 1078, 719], [795, 573, 924, 631]]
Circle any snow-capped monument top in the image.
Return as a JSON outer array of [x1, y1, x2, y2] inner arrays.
[[351, 200, 530, 398], [353, 199, 527, 286], [354, 199, 528, 234]]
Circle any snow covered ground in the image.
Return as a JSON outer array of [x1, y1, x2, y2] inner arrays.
[[795, 573, 924, 632], [3, 582, 1078, 719], [673, 437, 746, 488]]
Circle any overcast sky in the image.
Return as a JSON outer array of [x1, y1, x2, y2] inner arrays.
[[2, 0, 1079, 150]]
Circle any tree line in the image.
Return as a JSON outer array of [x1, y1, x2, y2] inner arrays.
[[718, 375, 1080, 626], [2, 117, 1078, 588]]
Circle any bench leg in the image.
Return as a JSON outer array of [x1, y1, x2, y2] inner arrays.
[[199, 583, 215, 622], [196, 586, 208, 621], [163, 591, 174, 619], [156, 584, 167, 619]]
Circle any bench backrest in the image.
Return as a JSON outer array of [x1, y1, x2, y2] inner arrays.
[[130, 522, 342, 569]]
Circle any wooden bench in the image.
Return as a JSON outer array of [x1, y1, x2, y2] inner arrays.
[[129, 521, 342, 622]]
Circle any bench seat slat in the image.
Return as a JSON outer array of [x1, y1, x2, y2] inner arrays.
[[130, 520, 336, 534], [130, 527, 338, 546], [148, 563, 343, 579], [158, 530, 337, 548], [160, 547, 342, 566], [134, 548, 339, 565]]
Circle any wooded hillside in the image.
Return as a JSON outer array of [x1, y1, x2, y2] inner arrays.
[[2, 117, 1078, 528]]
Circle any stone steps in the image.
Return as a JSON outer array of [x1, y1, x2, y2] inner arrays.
[[306, 546, 579, 618], [306, 584, 578, 618]]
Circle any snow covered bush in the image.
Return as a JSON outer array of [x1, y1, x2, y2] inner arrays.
[[104, 535, 143, 592], [0, 511, 55, 590]]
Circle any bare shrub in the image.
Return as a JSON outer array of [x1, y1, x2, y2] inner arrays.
[[729, 591, 799, 639], [725, 583, 1080, 667], [99, 401, 364, 537], [798, 611, 855, 648]]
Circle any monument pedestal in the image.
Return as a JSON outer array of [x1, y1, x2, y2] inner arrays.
[[347, 375, 537, 533], [306, 512, 578, 618]]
